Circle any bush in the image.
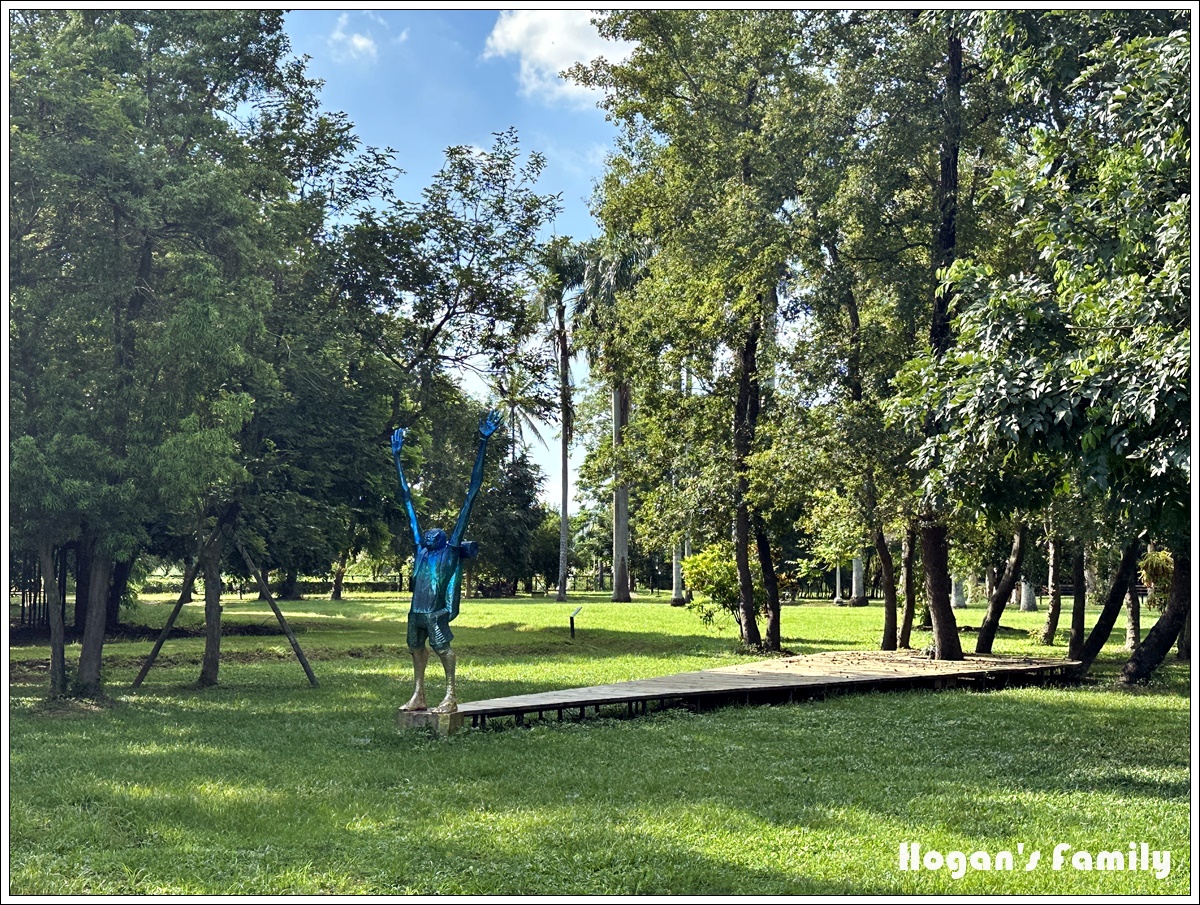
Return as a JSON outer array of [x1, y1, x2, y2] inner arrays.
[[681, 542, 767, 628], [1139, 549, 1174, 610]]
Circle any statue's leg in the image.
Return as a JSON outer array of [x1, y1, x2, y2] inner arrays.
[[401, 644, 429, 711], [431, 646, 457, 713]]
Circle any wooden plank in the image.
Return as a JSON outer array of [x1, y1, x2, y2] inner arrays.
[[457, 651, 1079, 722]]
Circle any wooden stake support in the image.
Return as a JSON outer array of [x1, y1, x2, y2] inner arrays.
[[232, 535, 319, 687], [131, 527, 220, 689], [130, 526, 318, 689]]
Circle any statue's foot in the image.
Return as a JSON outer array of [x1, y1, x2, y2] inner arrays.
[[400, 693, 427, 711], [431, 696, 458, 714]]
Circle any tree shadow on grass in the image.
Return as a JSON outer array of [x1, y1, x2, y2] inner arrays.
[[9, 650, 1189, 895]]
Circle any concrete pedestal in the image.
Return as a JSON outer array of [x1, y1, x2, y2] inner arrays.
[[396, 708, 463, 737]]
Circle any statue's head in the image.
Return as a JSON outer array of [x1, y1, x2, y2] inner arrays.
[[423, 528, 448, 551]]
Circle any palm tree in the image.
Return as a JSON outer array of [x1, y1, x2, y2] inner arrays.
[[534, 238, 587, 602], [573, 235, 654, 603], [490, 361, 554, 465]]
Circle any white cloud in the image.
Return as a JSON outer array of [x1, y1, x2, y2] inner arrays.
[[329, 13, 378, 64], [483, 10, 634, 109]]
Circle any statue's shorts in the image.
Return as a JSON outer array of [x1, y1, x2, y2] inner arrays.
[[407, 608, 453, 652]]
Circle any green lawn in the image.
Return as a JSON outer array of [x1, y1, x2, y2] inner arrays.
[[7, 593, 1190, 894]]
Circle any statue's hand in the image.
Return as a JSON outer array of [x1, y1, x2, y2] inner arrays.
[[479, 409, 502, 439], [391, 427, 407, 455]]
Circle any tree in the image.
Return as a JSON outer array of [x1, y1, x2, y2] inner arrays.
[[471, 455, 548, 596], [9, 10, 364, 695], [571, 235, 653, 603], [910, 15, 969, 661], [9, 12, 568, 696], [490, 358, 555, 465], [333, 128, 561, 387], [8, 437, 81, 696], [527, 509, 565, 593], [534, 238, 588, 601], [570, 11, 817, 648], [915, 12, 1189, 677], [776, 10, 1017, 655]]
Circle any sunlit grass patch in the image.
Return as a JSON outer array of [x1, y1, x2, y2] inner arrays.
[[8, 595, 1189, 894]]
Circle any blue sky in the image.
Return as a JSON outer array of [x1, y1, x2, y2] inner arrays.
[[284, 9, 624, 243], [283, 9, 631, 510]]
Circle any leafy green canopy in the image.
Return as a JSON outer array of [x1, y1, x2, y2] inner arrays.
[[9, 10, 360, 563], [904, 16, 1189, 543], [10, 11, 563, 607]]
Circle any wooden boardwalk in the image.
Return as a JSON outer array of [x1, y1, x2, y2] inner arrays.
[[457, 650, 1079, 730]]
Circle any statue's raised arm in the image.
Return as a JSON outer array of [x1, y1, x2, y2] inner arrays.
[[391, 427, 421, 552], [450, 410, 502, 547]]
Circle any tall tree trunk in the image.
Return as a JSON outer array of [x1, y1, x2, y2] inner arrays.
[[931, 30, 961, 353], [733, 502, 760, 647], [59, 546, 70, 628], [836, 261, 870, 617], [876, 527, 898, 651], [1040, 537, 1063, 644], [1068, 546, 1087, 660], [107, 556, 134, 630], [951, 576, 967, 608], [747, 300, 780, 649], [330, 547, 350, 601], [1122, 548, 1189, 683], [921, 519, 962, 659], [851, 554, 867, 607], [916, 30, 963, 662], [198, 532, 226, 686], [277, 567, 301, 600], [975, 524, 1027, 654], [1124, 584, 1140, 651], [732, 317, 763, 648], [180, 551, 195, 603], [754, 513, 781, 651], [556, 431, 571, 602], [671, 543, 685, 606], [1077, 540, 1141, 673], [76, 554, 113, 698], [37, 538, 68, 698], [611, 383, 631, 602], [556, 299, 572, 603], [74, 529, 94, 631], [899, 525, 916, 649], [1177, 611, 1190, 661], [1019, 579, 1038, 611], [19, 556, 31, 627]]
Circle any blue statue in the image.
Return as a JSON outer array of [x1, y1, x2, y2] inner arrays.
[[392, 410, 501, 713]]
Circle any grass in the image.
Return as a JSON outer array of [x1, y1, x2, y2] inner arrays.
[[7, 592, 1191, 894]]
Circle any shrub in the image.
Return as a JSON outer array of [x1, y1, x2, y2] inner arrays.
[[682, 542, 767, 628]]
